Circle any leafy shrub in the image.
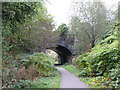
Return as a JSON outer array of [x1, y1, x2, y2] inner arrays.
[[75, 34, 118, 74], [19, 52, 57, 77], [74, 28, 119, 87], [78, 70, 88, 77], [100, 35, 117, 45], [13, 80, 37, 88], [103, 68, 120, 88], [2, 52, 58, 88], [15, 65, 39, 81]]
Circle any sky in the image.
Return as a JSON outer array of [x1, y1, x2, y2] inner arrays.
[[45, 0, 120, 27]]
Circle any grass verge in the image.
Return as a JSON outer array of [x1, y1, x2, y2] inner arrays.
[[33, 70, 61, 88], [62, 65, 103, 88]]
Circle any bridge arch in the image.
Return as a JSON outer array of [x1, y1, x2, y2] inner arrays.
[[47, 45, 72, 65]]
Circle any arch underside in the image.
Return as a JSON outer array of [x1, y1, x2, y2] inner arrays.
[[50, 45, 72, 64]]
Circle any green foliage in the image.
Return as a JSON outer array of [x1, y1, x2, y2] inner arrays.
[[100, 36, 117, 44], [62, 65, 119, 88], [74, 24, 119, 88], [75, 34, 118, 75], [2, 2, 59, 88], [2, 2, 56, 59], [20, 53, 57, 77], [62, 65, 100, 88], [2, 2, 37, 58], [56, 23, 68, 41], [103, 68, 120, 88], [57, 24, 68, 35], [69, 1, 109, 53], [2, 2, 40, 24], [13, 80, 37, 88], [2, 52, 60, 88], [12, 70, 61, 88], [62, 65, 80, 76], [34, 71, 61, 88]]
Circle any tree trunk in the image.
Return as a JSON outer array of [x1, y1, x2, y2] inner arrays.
[[91, 38, 95, 48]]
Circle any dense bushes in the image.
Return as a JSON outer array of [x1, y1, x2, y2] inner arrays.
[[2, 2, 57, 60], [13, 80, 37, 88], [12, 70, 61, 88], [19, 53, 57, 77], [2, 2, 59, 89], [2, 52, 57, 88], [74, 24, 119, 88]]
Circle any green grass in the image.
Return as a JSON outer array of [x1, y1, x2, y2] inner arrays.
[[33, 71, 61, 88], [62, 65, 102, 88], [79, 77, 103, 88], [62, 64, 80, 76]]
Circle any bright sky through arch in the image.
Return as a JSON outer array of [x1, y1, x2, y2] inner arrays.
[[45, 0, 120, 28]]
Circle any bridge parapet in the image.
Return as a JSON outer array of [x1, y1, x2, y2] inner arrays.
[[56, 33, 75, 52]]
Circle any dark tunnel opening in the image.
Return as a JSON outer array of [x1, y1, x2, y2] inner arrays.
[[46, 45, 72, 65], [55, 45, 72, 65]]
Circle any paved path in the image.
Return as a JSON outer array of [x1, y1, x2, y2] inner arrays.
[[56, 67, 89, 88]]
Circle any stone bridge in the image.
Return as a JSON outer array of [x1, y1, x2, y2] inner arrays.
[[49, 34, 75, 65]]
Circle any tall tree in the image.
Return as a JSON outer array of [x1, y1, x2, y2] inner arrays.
[[69, 0, 108, 53], [56, 24, 69, 46], [2, 1, 57, 57]]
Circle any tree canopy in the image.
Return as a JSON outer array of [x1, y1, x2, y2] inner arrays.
[[69, 0, 116, 53], [2, 1, 57, 58]]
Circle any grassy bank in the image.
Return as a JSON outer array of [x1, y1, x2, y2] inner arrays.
[[33, 70, 61, 88], [3, 53, 61, 88], [12, 70, 61, 88], [62, 65, 102, 88]]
